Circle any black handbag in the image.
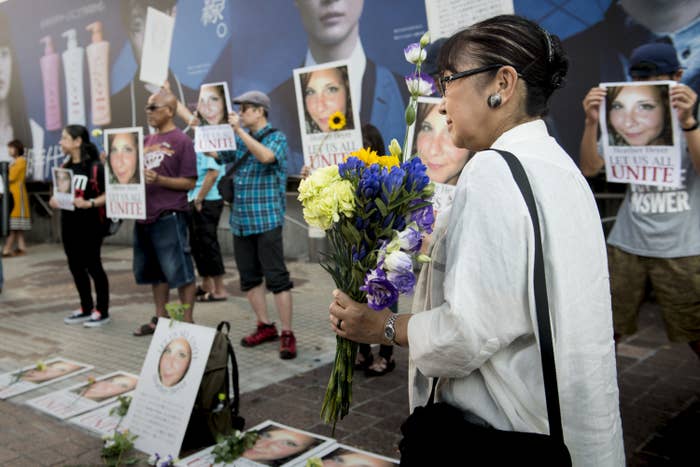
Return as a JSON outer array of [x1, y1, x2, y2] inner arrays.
[[399, 149, 572, 467], [216, 127, 277, 203]]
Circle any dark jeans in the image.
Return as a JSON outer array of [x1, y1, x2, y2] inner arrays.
[[189, 200, 225, 277], [62, 220, 109, 315]]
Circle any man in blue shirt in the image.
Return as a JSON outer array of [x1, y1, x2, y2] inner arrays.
[[218, 91, 296, 359]]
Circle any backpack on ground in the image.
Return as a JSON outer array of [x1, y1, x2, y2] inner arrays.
[[90, 162, 122, 237], [182, 321, 245, 451]]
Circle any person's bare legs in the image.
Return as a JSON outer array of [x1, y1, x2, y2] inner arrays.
[[3, 231, 16, 254], [274, 290, 293, 331], [153, 283, 170, 319], [16, 231, 26, 252], [177, 281, 196, 322], [213, 275, 227, 298], [201, 276, 213, 293], [247, 283, 271, 324]]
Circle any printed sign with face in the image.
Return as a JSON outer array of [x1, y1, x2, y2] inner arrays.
[[0, 358, 93, 399], [193, 81, 236, 152], [104, 127, 146, 219]]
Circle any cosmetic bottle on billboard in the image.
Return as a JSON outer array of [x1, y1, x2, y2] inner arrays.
[[86, 22, 111, 126], [61, 29, 86, 126], [39, 36, 62, 131]]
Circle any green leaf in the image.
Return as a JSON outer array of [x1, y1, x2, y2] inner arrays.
[[375, 198, 389, 217]]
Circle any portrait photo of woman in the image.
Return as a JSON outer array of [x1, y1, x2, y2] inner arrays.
[[411, 100, 471, 185], [196, 83, 230, 126], [74, 374, 138, 403], [301, 65, 355, 134], [18, 360, 83, 384], [107, 131, 141, 185], [606, 83, 674, 147], [54, 168, 72, 194], [158, 337, 192, 388], [321, 447, 396, 467], [242, 425, 322, 466]]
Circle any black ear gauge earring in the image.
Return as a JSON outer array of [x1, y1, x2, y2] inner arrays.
[[487, 93, 502, 108]]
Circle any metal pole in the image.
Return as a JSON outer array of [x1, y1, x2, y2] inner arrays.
[[0, 162, 9, 237]]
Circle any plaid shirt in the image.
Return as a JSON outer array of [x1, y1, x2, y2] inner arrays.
[[219, 124, 287, 236]]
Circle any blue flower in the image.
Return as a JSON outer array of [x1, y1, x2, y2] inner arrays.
[[358, 164, 382, 199], [403, 157, 430, 192], [409, 200, 434, 234], [351, 242, 368, 262], [360, 268, 399, 311], [382, 166, 406, 197], [338, 156, 364, 179], [388, 270, 417, 294], [393, 215, 407, 232]]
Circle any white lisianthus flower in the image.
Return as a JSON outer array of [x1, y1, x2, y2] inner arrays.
[[405, 72, 436, 97], [384, 250, 413, 274], [403, 42, 426, 64]]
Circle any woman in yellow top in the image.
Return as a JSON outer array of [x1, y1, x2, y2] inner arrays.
[[3, 139, 31, 256]]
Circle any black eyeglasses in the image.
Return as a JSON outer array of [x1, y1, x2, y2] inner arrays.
[[144, 104, 167, 112], [438, 64, 507, 96]]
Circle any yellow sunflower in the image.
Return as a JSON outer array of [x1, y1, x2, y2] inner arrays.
[[328, 111, 347, 131]]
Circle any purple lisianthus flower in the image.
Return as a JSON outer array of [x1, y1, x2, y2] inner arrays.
[[388, 270, 417, 294], [338, 156, 364, 179], [360, 268, 399, 311], [405, 71, 436, 97], [358, 164, 382, 198], [384, 250, 413, 274], [398, 225, 422, 253], [402, 157, 430, 192], [409, 200, 434, 234], [404, 42, 426, 64]]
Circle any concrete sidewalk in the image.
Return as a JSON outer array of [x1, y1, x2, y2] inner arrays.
[[0, 244, 698, 466]]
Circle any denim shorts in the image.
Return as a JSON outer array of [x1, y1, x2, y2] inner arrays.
[[133, 211, 195, 289]]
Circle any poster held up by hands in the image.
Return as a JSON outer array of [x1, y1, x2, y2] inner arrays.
[[104, 127, 146, 219], [599, 81, 682, 188], [293, 61, 363, 172], [52, 168, 75, 211], [193, 81, 236, 152], [139, 7, 175, 87]]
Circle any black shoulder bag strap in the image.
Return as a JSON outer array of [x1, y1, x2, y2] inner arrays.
[[427, 148, 566, 446], [221, 127, 278, 178]]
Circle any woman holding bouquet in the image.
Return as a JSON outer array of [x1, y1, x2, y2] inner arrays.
[[328, 15, 624, 466]]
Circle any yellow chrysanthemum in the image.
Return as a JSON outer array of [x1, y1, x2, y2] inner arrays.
[[377, 155, 400, 169], [348, 147, 379, 167], [328, 111, 346, 131], [298, 166, 355, 229]]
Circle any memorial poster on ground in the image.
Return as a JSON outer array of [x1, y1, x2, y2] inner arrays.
[[69, 398, 131, 436], [26, 371, 138, 420], [139, 7, 176, 87], [425, 0, 514, 40], [293, 61, 363, 171], [599, 81, 682, 188], [294, 443, 399, 466], [179, 420, 335, 467], [0, 358, 93, 399], [124, 319, 215, 458], [104, 127, 146, 219], [194, 81, 236, 152], [52, 168, 75, 211]]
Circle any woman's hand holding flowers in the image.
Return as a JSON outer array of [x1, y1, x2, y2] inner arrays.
[[329, 289, 392, 344]]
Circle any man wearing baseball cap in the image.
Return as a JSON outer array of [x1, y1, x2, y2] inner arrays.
[[579, 42, 700, 358], [215, 90, 297, 359]]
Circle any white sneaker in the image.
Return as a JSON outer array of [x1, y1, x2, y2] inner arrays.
[[64, 309, 92, 324], [83, 310, 111, 327]]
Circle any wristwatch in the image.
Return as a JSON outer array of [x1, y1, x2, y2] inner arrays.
[[383, 313, 399, 346], [90, 199, 95, 208]]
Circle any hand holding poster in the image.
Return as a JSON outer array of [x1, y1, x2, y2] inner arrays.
[[293, 61, 363, 171], [52, 168, 75, 210], [193, 81, 236, 152], [124, 319, 215, 458], [26, 371, 138, 419], [104, 127, 146, 219], [599, 81, 682, 187], [139, 6, 175, 87], [0, 357, 93, 399]]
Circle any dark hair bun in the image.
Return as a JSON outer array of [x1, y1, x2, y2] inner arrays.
[[546, 33, 568, 92]]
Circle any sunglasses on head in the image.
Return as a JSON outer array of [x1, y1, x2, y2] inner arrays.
[[145, 104, 167, 112]]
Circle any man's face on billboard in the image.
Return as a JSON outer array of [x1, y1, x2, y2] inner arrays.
[[295, 0, 364, 47]]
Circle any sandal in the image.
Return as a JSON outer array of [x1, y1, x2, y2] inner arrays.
[[354, 351, 374, 371], [365, 356, 395, 377], [195, 286, 207, 297], [133, 316, 158, 336], [196, 292, 227, 302]]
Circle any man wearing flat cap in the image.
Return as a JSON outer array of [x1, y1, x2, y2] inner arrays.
[[579, 42, 700, 359], [217, 90, 297, 359]]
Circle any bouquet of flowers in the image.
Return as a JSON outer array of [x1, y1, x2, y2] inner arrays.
[[298, 33, 435, 428]]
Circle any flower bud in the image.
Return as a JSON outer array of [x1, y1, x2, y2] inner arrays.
[[419, 32, 430, 48], [405, 103, 416, 126], [389, 139, 402, 158]]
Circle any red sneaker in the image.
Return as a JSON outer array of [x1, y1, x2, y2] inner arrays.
[[241, 322, 279, 347], [280, 331, 297, 360]]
